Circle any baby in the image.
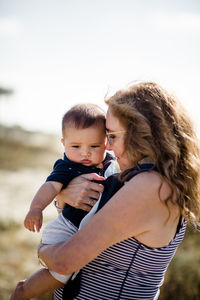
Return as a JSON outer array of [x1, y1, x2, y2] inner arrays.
[[17, 103, 117, 299]]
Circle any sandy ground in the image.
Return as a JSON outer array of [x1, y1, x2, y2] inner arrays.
[[0, 168, 56, 224]]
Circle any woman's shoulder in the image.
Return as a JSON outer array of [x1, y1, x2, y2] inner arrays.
[[127, 169, 163, 189], [125, 170, 173, 205]]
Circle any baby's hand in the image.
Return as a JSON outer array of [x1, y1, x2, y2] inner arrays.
[[24, 208, 43, 232], [9, 280, 28, 300]]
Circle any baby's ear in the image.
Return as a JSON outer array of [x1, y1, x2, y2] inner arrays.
[[61, 138, 64, 145]]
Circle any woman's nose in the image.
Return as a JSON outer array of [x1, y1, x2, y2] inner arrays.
[[106, 140, 112, 151]]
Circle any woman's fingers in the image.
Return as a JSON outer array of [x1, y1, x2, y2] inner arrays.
[[87, 190, 100, 200], [84, 180, 104, 194], [80, 173, 105, 182], [74, 203, 92, 212], [56, 173, 104, 211]]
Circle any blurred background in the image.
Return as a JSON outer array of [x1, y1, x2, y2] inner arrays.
[[0, 0, 200, 299]]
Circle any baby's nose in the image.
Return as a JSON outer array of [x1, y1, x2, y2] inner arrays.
[[81, 148, 90, 156]]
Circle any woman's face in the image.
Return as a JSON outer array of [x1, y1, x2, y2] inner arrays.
[[106, 108, 131, 171]]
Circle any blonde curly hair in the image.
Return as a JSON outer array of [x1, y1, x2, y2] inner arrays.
[[105, 81, 200, 227]]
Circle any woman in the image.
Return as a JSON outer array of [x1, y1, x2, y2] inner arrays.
[[12, 81, 200, 299]]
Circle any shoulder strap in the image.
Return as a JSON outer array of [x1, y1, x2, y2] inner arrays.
[[125, 163, 157, 182], [97, 164, 157, 212]]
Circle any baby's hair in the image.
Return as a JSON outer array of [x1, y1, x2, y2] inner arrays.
[[62, 103, 106, 135]]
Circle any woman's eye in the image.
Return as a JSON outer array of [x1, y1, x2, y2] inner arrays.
[[109, 135, 116, 140]]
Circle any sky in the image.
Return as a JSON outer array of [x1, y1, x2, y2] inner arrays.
[[0, 0, 200, 135]]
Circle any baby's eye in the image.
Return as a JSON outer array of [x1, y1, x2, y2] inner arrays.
[[91, 145, 100, 148], [72, 145, 80, 148]]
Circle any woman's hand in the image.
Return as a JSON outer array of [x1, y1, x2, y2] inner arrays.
[[56, 173, 105, 212]]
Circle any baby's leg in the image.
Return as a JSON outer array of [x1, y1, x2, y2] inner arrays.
[[10, 268, 63, 300], [41, 214, 78, 299]]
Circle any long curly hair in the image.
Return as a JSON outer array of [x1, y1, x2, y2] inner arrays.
[[105, 81, 200, 226]]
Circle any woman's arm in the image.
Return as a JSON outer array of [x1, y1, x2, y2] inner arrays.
[[39, 171, 171, 275]]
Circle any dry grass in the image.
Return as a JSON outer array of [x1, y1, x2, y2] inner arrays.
[[0, 221, 54, 300]]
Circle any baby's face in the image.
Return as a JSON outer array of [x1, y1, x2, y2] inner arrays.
[[61, 125, 107, 166]]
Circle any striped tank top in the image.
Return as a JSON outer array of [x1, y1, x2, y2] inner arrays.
[[73, 221, 186, 299], [61, 164, 187, 300]]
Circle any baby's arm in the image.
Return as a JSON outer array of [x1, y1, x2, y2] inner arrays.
[[9, 268, 64, 300], [24, 181, 63, 232]]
